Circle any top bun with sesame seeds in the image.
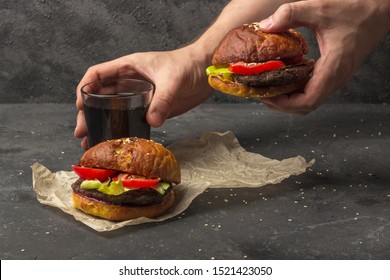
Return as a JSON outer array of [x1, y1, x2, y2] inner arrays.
[[79, 137, 180, 184]]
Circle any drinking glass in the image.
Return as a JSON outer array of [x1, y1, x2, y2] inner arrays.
[[80, 78, 154, 148]]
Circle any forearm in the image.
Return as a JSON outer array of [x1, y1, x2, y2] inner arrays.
[[378, 0, 390, 29], [190, 0, 294, 63]]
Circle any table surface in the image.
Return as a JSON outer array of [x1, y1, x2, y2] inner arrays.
[[1, 102, 389, 260]]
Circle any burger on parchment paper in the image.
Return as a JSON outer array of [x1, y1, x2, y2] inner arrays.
[[206, 22, 315, 98], [71, 137, 181, 221]]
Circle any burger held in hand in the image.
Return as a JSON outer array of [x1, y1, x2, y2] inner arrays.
[[206, 22, 315, 98], [71, 138, 181, 221]]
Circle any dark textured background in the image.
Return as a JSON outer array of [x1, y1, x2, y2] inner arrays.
[[1, 0, 389, 104]]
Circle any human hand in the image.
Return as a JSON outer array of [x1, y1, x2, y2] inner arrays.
[[74, 46, 212, 149], [258, 0, 390, 115]]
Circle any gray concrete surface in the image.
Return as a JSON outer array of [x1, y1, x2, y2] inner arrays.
[[1, 0, 389, 104], [1, 103, 389, 259]]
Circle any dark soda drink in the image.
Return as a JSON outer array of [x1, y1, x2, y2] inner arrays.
[[84, 103, 150, 148]]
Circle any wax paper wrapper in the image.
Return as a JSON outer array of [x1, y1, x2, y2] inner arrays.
[[32, 131, 314, 232]]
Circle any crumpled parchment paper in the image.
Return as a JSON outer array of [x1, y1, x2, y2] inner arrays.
[[32, 131, 314, 232]]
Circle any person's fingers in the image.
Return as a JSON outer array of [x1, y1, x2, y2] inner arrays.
[[81, 137, 88, 150], [259, 99, 280, 111], [74, 110, 87, 138], [260, 53, 340, 114], [259, 1, 321, 32], [76, 55, 155, 110], [261, 93, 308, 115], [146, 78, 176, 128], [76, 58, 135, 110]]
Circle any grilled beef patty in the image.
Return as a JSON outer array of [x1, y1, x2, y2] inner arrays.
[[71, 178, 172, 207], [234, 63, 314, 88]]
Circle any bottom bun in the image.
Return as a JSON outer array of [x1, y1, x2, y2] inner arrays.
[[72, 190, 175, 221], [208, 74, 309, 99]]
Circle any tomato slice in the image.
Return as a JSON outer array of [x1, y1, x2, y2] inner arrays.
[[228, 60, 285, 75], [113, 173, 160, 188], [72, 165, 117, 181]]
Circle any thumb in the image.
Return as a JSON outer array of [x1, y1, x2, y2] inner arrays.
[[147, 95, 170, 128], [146, 81, 174, 128], [259, 2, 318, 32]]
